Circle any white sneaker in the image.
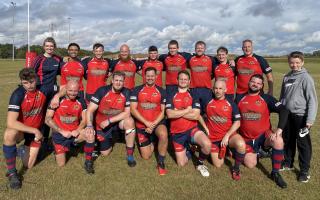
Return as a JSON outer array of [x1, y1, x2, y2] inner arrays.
[[197, 164, 210, 177]]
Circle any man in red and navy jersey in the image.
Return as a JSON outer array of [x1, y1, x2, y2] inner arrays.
[[130, 67, 168, 175], [2, 68, 48, 189], [109, 44, 139, 90], [213, 46, 236, 101], [159, 40, 191, 94], [235, 39, 273, 97], [60, 43, 85, 99], [45, 81, 94, 172], [137, 46, 164, 87], [81, 43, 110, 102], [188, 41, 216, 112], [85, 71, 137, 169], [237, 74, 289, 188], [201, 80, 245, 180], [166, 70, 211, 177], [32, 37, 62, 146]]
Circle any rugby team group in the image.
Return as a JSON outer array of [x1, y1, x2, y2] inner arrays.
[[2, 37, 318, 190]]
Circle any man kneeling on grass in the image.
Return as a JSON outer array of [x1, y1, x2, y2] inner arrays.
[[45, 80, 95, 171]]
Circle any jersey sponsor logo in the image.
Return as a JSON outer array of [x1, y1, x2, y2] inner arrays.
[[192, 66, 207, 72], [66, 76, 80, 81], [60, 116, 78, 124], [209, 115, 228, 124], [241, 112, 261, 121], [90, 69, 107, 76], [23, 108, 42, 117], [140, 102, 157, 110], [238, 68, 254, 75], [123, 71, 135, 77], [102, 109, 122, 116], [167, 65, 182, 72]]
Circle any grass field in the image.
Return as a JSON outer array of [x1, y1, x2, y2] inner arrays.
[[0, 58, 319, 200]]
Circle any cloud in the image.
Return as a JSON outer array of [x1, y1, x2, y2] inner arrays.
[[280, 22, 300, 32], [247, 0, 284, 17]]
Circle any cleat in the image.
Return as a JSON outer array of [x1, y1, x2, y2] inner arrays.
[[6, 172, 22, 190], [127, 159, 136, 167], [231, 169, 241, 181], [298, 172, 310, 183], [270, 172, 287, 188], [157, 162, 168, 176], [196, 164, 210, 177], [84, 161, 94, 174]]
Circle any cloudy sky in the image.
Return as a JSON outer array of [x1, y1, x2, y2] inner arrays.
[[1, 0, 320, 55]]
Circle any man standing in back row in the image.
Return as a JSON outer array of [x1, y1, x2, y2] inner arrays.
[[235, 39, 273, 97]]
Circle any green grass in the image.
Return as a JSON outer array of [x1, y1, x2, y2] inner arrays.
[[0, 59, 319, 200]]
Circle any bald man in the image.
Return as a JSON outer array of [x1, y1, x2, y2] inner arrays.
[[109, 44, 140, 90], [200, 79, 245, 180], [45, 81, 95, 168]]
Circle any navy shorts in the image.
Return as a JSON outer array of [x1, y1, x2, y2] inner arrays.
[[171, 127, 199, 152], [52, 132, 76, 154]]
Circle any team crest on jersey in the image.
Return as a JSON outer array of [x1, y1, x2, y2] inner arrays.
[[35, 92, 41, 101], [255, 100, 262, 106], [77, 68, 83, 73], [152, 92, 158, 97], [117, 98, 123, 103], [248, 61, 255, 65], [73, 104, 80, 110], [202, 58, 207, 62], [225, 68, 230, 73], [223, 105, 229, 111]]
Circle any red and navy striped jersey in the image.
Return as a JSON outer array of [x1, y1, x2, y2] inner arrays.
[[159, 52, 191, 86], [8, 86, 48, 128], [204, 98, 240, 141], [130, 84, 166, 129], [166, 89, 200, 134], [235, 54, 272, 94], [60, 60, 85, 91], [188, 55, 215, 89], [32, 54, 62, 91], [51, 97, 86, 131], [237, 94, 282, 140], [90, 85, 130, 130], [82, 57, 110, 95], [109, 59, 139, 90]]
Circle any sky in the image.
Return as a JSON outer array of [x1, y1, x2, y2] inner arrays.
[[0, 0, 320, 55]]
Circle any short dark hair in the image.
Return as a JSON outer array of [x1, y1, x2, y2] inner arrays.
[[112, 71, 126, 79], [177, 70, 190, 80], [93, 43, 104, 50], [43, 37, 56, 48], [288, 51, 304, 62], [148, 45, 158, 52], [242, 39, 253, 45], [217, 46, 228, 54], [168, 40, 179, 48], [145, 67, 157, 75], [250, 74, 264, 83], [195, 41, 206, 48], [68, 43, 80, 50], [19, 68, 37, 81]]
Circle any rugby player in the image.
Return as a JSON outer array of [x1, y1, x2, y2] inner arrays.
[[159, 40, 191, 94], [3, 68, 48, 189], [213, 46, 236, 101], [85, 71, 136, 169], [81, 43, 110, 102], [166, 70, 211, 177], [202, 79, 245, 180], [130, 67, 168, 175], [237, 74, 289, 188], [45, 81, 95, 171], [235, 39, 273, 97], [109, 44, 139, 90]]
